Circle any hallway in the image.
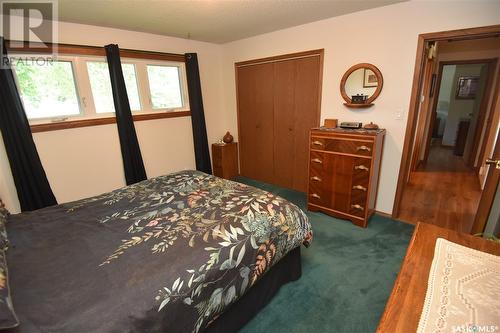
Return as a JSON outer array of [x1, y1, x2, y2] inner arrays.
[[398, 142, 482, 232]]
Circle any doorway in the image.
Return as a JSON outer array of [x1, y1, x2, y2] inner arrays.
[[393, 25, 500, 235]]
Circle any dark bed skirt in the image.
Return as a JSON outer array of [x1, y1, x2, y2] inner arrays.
[[205, 246, 302, 333]]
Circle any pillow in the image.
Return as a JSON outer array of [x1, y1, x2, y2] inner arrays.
[[0, 250, 18, 329], [0, 208, 9, 251]]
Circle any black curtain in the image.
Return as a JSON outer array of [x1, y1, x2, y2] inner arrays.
[[105, 44, 147, 185], [185, 53, 212, 174], [0, 37, 57, 211]]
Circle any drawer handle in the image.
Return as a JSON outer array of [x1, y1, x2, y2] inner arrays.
[[311, 158, 323, 164], [310, 193, 321, 199], [351, 204, 364, 211], [311, 176, 322, 182], [352, 185, 367, 192], [356, 145, 371, 152], [312, 140, 323, 146], [354, 165, 369, 171]]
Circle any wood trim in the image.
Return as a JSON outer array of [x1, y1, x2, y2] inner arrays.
[[340, 63, 383, 106], [30, 111, 191, 133], [419, 25, 500, 42], [471, 85, 500, 234], [471, 59, 498, 169], [375, 210, 415, 226], [6, 41, 185, 62], [235, 49, 324, 67], [392, 24, 500, 220], [342, 102, 374, 108], [392, 34, 427, 218], [477, 68, 500, 174], [418, 56, 437, 166], [132, 111, 191, 121]]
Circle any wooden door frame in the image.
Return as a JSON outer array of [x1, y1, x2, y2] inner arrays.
[[421, 58, 497, 166], [392, 24, 500, 219], [409, 54, 436, 172], [471, 78, 500, 234]]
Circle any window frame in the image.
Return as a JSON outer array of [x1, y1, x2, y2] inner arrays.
[[84, 57, 144, 115], [144, 60, 190, 112], [6, 42, 191, 132], [11, 55, 85, 122]]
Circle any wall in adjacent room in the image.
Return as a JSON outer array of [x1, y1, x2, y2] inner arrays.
[[437, 37, 500, 184], [435, 65, 456, 137], [0, 18, 226, 213], [220, 0, 500, 214], [441, 64, 484, 147]]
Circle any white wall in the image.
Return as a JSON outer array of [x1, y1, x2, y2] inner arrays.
[[442, 64, 484, 146], [1, 0, 499, 215], [220, 0, 500, 214], [0, 19, 226, 213], [435, 65, 456, 137]]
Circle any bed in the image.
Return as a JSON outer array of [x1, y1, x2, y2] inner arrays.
[[0, 170, 312, 333]]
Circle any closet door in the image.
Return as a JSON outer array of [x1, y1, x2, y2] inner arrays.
[[292, 56, 322, 192], [236, 50, 323, 192], [237, 63, 275, 183], [273, 60, 296, 189]]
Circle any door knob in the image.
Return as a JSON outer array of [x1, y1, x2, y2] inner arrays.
[[485, 158, 500, 169]]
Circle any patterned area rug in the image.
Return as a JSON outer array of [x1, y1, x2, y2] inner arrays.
[[418, 238, 500, 333]]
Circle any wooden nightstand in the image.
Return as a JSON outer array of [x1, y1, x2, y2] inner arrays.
[[212, 142, 239, 180]]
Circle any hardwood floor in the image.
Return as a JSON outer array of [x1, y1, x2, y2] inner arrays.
[[398, 141, 482, 233]]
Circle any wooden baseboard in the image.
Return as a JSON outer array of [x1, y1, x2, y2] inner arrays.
[[375, 210, 416, 226]]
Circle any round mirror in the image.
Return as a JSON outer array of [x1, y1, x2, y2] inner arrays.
[[340, 63, 383, 108]]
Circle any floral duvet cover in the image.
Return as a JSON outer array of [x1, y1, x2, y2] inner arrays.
[[6, 170, 312, 333]]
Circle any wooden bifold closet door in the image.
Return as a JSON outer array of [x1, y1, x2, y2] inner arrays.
[[236, 50, 323, 192]]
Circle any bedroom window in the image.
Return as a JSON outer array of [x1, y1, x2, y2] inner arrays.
[[86, 61, 142, 113], [146, 65, 185, 110], [13, 59, 82, 120], [10, 52, 190, 129]]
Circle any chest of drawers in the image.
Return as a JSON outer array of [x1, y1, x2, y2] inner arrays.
[[307, 128, 386, 228], [212, 142, 239, 180]]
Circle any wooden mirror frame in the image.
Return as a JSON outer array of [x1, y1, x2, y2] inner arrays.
[[340, 63, 383, 108]]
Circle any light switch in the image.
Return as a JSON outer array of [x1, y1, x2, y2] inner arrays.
[[395, 110, 403, 120]]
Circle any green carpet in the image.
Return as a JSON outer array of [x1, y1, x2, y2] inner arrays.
[[234, 176, 415, 333]]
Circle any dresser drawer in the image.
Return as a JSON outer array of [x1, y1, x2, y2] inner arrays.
[[311, 136, 374, 156], [349, 200, 367, 218], [308, 160, 327, 206], [352, 157, 371, 187], [309, 151, 326, 172], [308, 189, 325, 206]]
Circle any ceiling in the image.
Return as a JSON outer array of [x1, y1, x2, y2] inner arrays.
[[56, 0, 405, 44]]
